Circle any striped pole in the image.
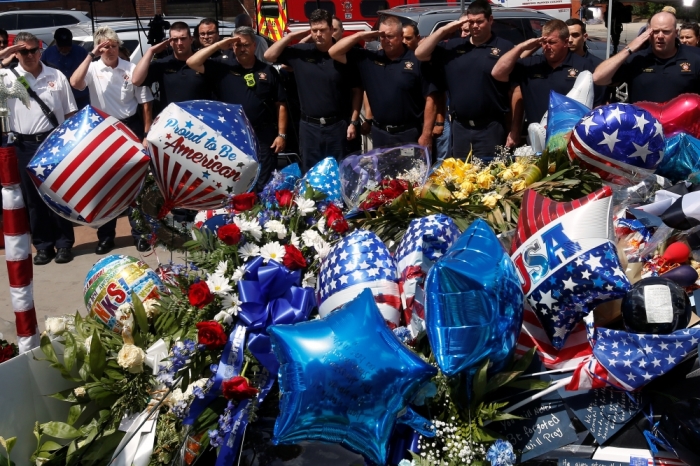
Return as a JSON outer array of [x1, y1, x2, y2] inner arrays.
[[0, 146, 40, 352]]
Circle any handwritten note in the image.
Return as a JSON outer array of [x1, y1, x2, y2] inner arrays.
[[559, 387, 645, 445], [559, 459, 626, 466]]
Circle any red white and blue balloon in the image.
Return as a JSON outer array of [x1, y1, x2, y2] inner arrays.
[[146, 100, 259, 217], [317, 229, 401, 326], [27, 105, 150, 226], [568, 103, 665, 185], [299, 157, 342, 204]]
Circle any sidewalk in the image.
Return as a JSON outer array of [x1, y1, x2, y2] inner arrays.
[[0, 217, 173, 344], [586, 21, 647, 46]]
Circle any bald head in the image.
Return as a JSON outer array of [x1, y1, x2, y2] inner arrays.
[[649, 11, 678, 58]]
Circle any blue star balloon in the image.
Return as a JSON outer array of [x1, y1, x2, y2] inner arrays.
[[299, 157, 342, 203], [425, 218, 524, 377], [656, 132, 700, 183], [268, 288, 437, 465], [543, 91, 591, 157]]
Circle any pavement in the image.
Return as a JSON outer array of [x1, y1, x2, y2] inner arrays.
[[0, 217, 178, 344], [586, 20, 645, 47]]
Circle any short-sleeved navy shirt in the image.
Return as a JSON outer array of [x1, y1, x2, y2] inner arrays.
[[612, 44, 700, 103], [277, 43, 358, 119], [432, 34, 514, 121], [143, 57, 211, 106], [203, 58, 284, 129], [348, 45, 436, 126], [513, 51, 600, 123], [41, 45, 90, 105]]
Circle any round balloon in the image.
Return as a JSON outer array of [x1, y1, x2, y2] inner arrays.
[[84, 255, 168, 332], [27, 106, 150, 226], [146, 100, 259, 217], [193, 208, 229, 229], [568, 103, 665, 185], [637, 93, 700, 139]]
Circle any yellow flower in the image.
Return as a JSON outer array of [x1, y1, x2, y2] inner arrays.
[[459, 180, 476, 196], [510, 162, 526, 176], [499, 168, 515, 181], [476, 172, 495, 189], [482, 193, 503, 209], [512, 179, 528, 192]]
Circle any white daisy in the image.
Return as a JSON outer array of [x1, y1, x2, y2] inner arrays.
[[260, 241, 286, 263], [302, 272, 317, 289], [265, 219, 287, 239], [294, 197, 315, 216], [316, 216, 327, 234], [301, 229, 321, 248], [238, 242, 260, 261], [222, 293, 242, 315], [206, 273, 233, 295], [289, 231, 301, 248], [215, 260, 229, 276], [214, 310, 233, 325], [234, 217, 262, 241], [314, 240, 332, 261], [231, 266, 247, 283]]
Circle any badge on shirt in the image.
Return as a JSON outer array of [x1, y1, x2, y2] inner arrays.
[[373, 60, 385, 66], [404, 61, 414, 70], [304, 58, 316, 63], [48, 81, 56, 89], [567, 68, 579, 78], [642, 68, 655, 73], [680, 62, 692, 73], [491, 47, 501, 56], [258, 72, 267, 81]]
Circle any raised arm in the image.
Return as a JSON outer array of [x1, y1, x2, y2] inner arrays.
[[593, 29, 651, 85], [71, 40, 110, 90], [187, 37, 239, 73], [329, 30, 380, 64], [492, 37, 541, 82], [415, 18, 467, 61], [132, 39, 170, 86], [264, 29, 310, 63]]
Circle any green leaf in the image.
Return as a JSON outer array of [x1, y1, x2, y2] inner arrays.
[[38, 440, 64, 452], [67, 405, 83, 426], [489, 412, 525, 422], [88, 329, 106, 379], [40, 422, 82, 440], [63, 333, 76, 372], [485, 371, 522, 393], [511, 347, 536, 373], [506, 379, 551, 390], [131, 293, 150, 334], [40, 334, 59, 364], [4, 437, 15, 455], [471, 359, 489, 409]]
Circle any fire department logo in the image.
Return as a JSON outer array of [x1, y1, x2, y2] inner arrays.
[[404, 61, 414, 70], [681, 62, 692, 72], [568, 68, 579, 78], [258, 72, 267, 80], [48, 81, 55, 88], [491, 47, 500, 56]]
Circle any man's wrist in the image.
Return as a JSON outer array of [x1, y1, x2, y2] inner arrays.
[[277, 133, 286, 139]]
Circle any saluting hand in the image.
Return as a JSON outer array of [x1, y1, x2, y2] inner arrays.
[[0, 43, 25, 59], [271, 136, 286, 154], [92, 40, 113, 57], [218, 36, 240, 50], [625, 28, 652, 54], [520, 37, 542, 52], [441, 17, 470, 36], [360, 30, 383, 41], [150, 39, 170, 55]]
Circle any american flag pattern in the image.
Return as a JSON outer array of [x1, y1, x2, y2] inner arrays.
[[317, 229, 401, 325], [567, 325, 700, 392], [146, 101, 259, 216], [568, 104, 665, 185], [194, 208, 229, 229], [299, 157, 342, 204], [395, 214, 461, 338], [27, 106, 150, 226], [511, 188, 630, 349]]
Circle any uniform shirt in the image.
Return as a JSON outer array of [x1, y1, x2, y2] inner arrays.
[[204, 58, 285, 129], [512, 51, 600, 123], [612, 44, 700, 103], [278, 43, 358, 119], [432, 34, 514, 121], [41, 45, 90, 106], [142, 56, 210, 107], [1, 63, 77, 135], [348, 45, 435, 126], [82, 57, 153, 120]]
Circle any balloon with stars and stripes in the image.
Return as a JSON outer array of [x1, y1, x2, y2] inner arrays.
[[299, 157, 342, 204], [146, 100, 259, 217], [317, 229, 401, 326], [27, 105, 151, 227], [568, 103, 665, 185]]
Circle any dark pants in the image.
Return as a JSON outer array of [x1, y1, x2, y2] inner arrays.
[[15, 138, 75, 251], [97, 113, 145, 242], [299, 119, 347, 172], [370, 126, 420, 149], [452, 119, 506, 161], [254, 125, 278, 192]]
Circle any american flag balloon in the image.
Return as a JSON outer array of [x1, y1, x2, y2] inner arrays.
[[317, 229, 401, 326], [146, 100, 259, 217], [568, 103, 665, 185], [27, 105, 150, 226], [299, 157, 342, 204], [510, 187, 631, 349], [194, 208, 229, 229], [395, 214, 461, 338]]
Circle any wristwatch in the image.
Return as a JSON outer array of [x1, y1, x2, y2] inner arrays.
[[277, 133, 286, 140], [624, 46, 633, 55], [88, 52, 96, 59], [434, 121, 445, 127], [350, 120, 360, 127]]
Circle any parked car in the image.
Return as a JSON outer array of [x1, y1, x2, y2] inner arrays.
[[0, 10, 122, 45]]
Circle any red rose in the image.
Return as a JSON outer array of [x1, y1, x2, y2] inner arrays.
[[217, 224, 242, 245], [231, 193, 257, 211], [324, 204, 349, 234], [282, 244, 307, 270], [275, 189, 294, 208], [188, 281, 214, 309], [222, 376, 259, 401], [0, 345, 14, 363], [196, 321, 228, 350]]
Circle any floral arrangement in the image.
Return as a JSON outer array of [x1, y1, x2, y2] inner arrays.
[[0, 335, 18, 364]]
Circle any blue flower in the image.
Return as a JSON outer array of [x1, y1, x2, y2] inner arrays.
[[393, 326, 413, 344], [486, 439, 516, 466]]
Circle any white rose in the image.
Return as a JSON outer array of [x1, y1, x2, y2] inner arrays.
[[73, 387, 86, 398], [164, 388, 185, 408], [213, 310, 233, 325], [142, 299, 159, 319], [84, 335, 93, 355], [115, 303, 135, 331], [46, 317, 66, 335], [117, 344, 146, 373]]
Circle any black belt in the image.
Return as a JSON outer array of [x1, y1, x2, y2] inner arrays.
[[453, 114, 503, 129], [13, 130, 52, 143], [121, 113, 140, 125], [301, 113, 340, 126], [374, 121, 419, 134]]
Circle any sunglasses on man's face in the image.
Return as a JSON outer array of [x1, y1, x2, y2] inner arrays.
[[18, 47, 40, 56]]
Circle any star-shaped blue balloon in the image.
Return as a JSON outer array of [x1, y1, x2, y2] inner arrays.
[[299, 156, 342, 203], [269, 288, 437, 465]]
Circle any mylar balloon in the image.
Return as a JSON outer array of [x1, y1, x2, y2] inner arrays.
[[146, 100, 259, 217], [193, 208, 229, 229], [543, 91, 590, 158], [27, 106, 150, 226], [510, 187, 630, 349], [425, 218, 524, 376], [568, 104, 665, 185], [637, 93, 700, 139], [269, 288, 437, 465], [656, 132, 700, 183], [620, 277, 692, 334], [395, 214, 461, 338], [318, 229, 401, 326], [662, 242, 691, 264], [299, 157, 342, 204], [84, 255, 168, 332]]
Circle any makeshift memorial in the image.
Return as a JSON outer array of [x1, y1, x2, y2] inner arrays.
[[27, 105, 150, 226], [637, 93, 700, 139], [620, 277, 692, 334], [146, 100, 259, 217]]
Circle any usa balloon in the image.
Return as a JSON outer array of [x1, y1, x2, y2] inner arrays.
[[146, 100, 259, 217], [425, 218, 523, 376], [299, 157, 342, 204], [269, 288, 437, 465], [568, 103, 665, 185], [637, 93, 700, 139], [27, 106, 150, 226], [84, 255, 168, 332]]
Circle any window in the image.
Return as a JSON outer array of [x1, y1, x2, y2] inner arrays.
[[360, 1, 389, 18], [528, 19, 547, 38], [260, 1, 280, 18], [53, 14, 81, 26], [492, 18, 526, 45], [18, 14, 54, 30], [0, 14, 17, 30], [304, 1, 336, 19]]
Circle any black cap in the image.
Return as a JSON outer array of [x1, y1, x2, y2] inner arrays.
[[54, 28, 72, 47]]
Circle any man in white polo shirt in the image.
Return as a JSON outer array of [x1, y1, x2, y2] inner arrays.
[[0, 32, 77, 265], [71, 26, 153, 254]]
